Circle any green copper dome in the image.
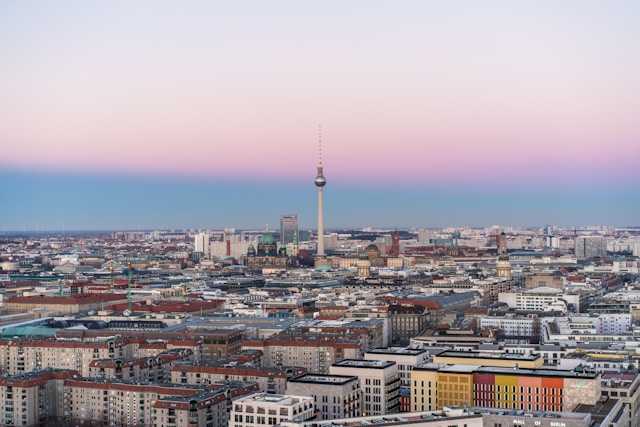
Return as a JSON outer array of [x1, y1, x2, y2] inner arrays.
[[260, 234, 275, 244]]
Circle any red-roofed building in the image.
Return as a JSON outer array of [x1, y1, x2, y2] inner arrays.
[[109, 299, 223, 315], [4, 294, 127, 315]]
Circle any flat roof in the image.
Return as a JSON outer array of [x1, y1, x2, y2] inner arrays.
[[574, 399, 621, 426], [333, 359, 395, 369], [476, 366, 598, 379], [236, 393, 312, 406], [289, 374, 358, 385], [439, 364, 478, 373], [279, 410, 481, 427], [414, 364, 599, 379], [366, 347, 426, 356], [436, 351, 541, 361]]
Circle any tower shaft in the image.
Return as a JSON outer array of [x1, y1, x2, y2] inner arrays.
[[317, 187, 325, 256]]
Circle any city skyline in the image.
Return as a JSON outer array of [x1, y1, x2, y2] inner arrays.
[[2, 1, 639, 229], [3, 4, 640, 427], [1, 167, 639, 231]]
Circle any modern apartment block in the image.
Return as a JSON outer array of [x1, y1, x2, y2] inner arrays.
[[330, 359, 400, 416], [431, 351, 544, 369], [364, 347, 429, 387], [286, 374, 361, 420], [411, 365, 601, 412], [230, 393, 315, 427]]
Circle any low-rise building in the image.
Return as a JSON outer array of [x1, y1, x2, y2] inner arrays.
[[230, 393, 315, 427]]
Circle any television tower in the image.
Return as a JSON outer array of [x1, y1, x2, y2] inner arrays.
[[314, 125, 327, 257]]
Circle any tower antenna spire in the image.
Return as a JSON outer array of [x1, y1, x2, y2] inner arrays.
[[317, 124, 323, 167]]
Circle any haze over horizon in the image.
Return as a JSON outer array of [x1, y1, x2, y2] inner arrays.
[[2, 1, 639, 229]]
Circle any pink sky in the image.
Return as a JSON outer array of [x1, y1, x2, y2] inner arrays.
[[1, 1, 639, 187]]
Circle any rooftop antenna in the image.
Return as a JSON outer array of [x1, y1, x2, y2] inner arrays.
[[317, 124, 323, 168]]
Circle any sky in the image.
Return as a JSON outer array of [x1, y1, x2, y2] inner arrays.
[[1, 1, 639, 230]]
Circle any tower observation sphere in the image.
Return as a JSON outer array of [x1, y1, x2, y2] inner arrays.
[[314, 173, 326, 187]]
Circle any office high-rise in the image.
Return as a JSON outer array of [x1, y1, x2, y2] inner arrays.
[[280, 214, 299, 245], [575, 236, 607, 260]]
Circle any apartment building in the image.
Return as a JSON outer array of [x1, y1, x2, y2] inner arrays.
[[153, 392, 228, 427], [88, 349, 192, 382], [189, 329, 243, 360], [410, 366, 438, 411], [498, 287, 585, 313], [242, 335, 361, 374], [63, 379, 231, 427], [0, 370, 73, 427], [230, 393, 315, 427], [0, 337, 199, 377], [479, 316, 540, 340], [364, 347, 429, 388], [432, 351, 544, 369], [388, 305, 429, 345], [600, 371, 640, 427], [0, 337, 129, 376], [292, 319, 387, 350], [286, 374, 361, 420], [171, 365, 303, 394], [128, 337, 203, 362], [411, 365, 601, 412], [330, 359, 400, 416]]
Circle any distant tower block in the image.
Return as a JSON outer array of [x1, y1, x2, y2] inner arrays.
[[496, 256, 512, 279], [315, 125, 327, 257], [389, 232, 400, 257], [496, 231, 507, 255]]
